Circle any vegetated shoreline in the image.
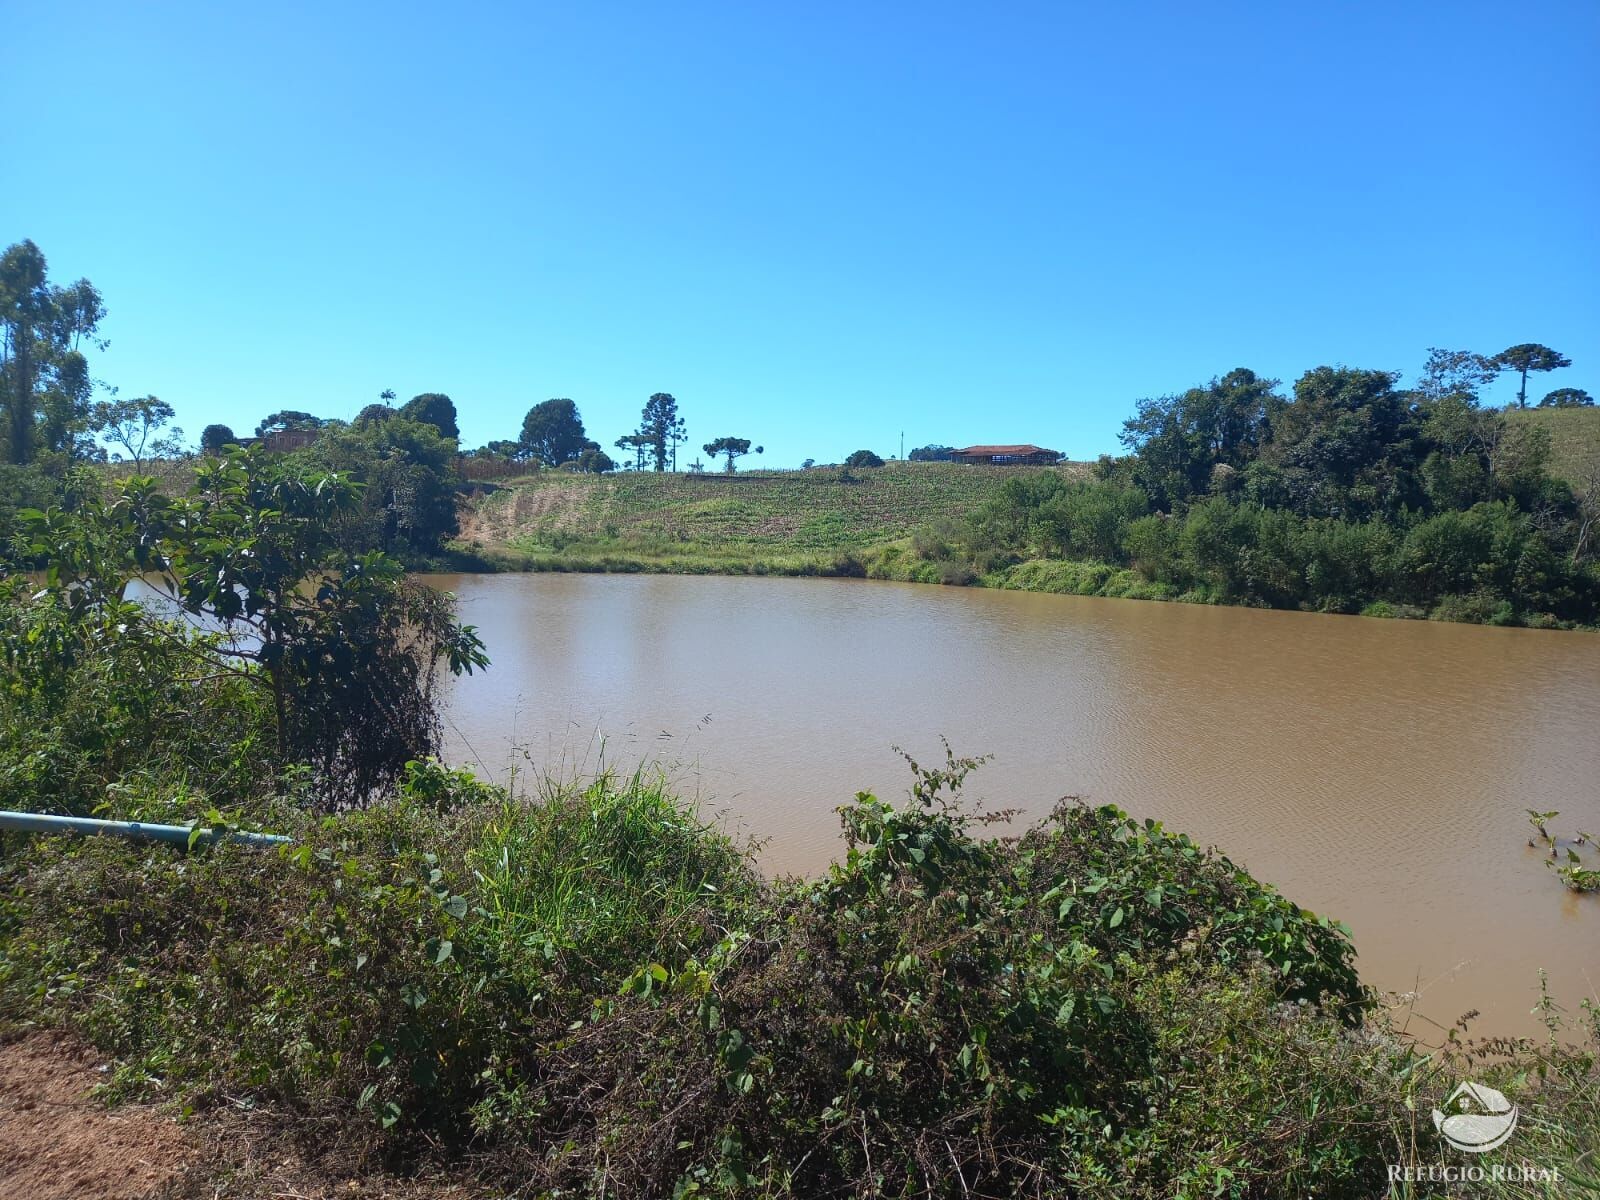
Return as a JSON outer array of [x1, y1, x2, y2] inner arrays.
[[443, 528, 1600, 634]]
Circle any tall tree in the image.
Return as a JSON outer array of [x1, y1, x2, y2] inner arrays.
[[200, 423, 238, 453], [614, 433, 650, 471], [93, 395, 181, 471], [703, 436, 760, 472], [401, 393, 459, 440], [0, 240, 106, 464], [1415, 348, 1497, 402], [1491, 344, 1571, 408], [637, 392, 684, 472], [520, 398, 591, 465]]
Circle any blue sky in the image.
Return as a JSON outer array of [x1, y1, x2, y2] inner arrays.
[[4, 1, 1596, 465]]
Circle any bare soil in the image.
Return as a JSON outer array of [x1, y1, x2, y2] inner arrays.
[[0, 1031, 190, 1200], [0, 1033, 488, 1200]]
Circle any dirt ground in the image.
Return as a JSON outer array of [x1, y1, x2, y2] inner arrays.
[[0, 1032, 191, 1200], [0, 1033, 487, 1200]]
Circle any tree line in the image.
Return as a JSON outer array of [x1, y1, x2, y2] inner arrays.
[[906, 352, 1599, 626]]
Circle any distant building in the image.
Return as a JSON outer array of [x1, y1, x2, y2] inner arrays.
[[235, 428, 322, 453], [949, 444, 1062, 465]]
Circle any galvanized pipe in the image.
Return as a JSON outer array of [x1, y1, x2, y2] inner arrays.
[[0, 810, 290, 847]]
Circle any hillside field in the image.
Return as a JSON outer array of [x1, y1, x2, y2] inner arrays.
[[457, 461, 1087, 572], [1507, 403, 1600, 487]]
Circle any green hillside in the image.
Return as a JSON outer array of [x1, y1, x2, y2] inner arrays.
[[459, 461, 1086, 572], [1507, 403, 1600, 487]]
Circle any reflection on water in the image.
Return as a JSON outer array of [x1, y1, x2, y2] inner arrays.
[[420, 572, 1600, 1037]]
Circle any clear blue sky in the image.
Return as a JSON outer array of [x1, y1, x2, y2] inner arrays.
[[4, 1, 1596, 465]]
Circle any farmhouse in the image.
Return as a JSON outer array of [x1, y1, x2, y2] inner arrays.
[[949, 444, 1061, 465]]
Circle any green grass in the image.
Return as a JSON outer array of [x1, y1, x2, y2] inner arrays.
[[1507, 404, 1600, 487], [458, 461, 1086, 570]]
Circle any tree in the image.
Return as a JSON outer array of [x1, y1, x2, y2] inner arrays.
[[568, 446, 615, 473], [256, 410, 323, 437], [18, 450, 487, 807], [93, 395, 181, 470], [303, 416, 461, 556], [354, 402, 398, 427], [1121, 368, 1277, 510], [615, 433, 651, 471], [1539, 388, 1593, 408], [0, 240, 107, 465], [200, 423, 238, 453], [845, 449, 885, 468], [1491, 344, 1572, 408], [637, 393, 684, 471], [520, 398, 590, 465], [909, 444, 955, 462], [703, 436, 761, 472], [1416, 348, 1497, 402], [400, 393, 459, 440]]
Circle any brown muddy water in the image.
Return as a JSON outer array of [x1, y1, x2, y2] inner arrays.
[[419, 572, 1600, 1038]]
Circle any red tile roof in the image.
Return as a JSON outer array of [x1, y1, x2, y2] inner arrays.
[[953, 444, 1057, 456]]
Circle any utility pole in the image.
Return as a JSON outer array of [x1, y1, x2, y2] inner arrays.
[[900, 430, 904, 460]]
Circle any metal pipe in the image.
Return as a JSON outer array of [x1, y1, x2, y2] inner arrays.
[[0, 810, 290, 847]]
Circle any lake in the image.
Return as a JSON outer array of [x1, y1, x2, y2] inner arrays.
[[420, 571, 1600, 1038]]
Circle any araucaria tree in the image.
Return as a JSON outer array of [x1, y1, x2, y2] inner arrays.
[[636, 392, 685, 471], [0, 239, 107, 465], [1492, 344, 1571, 408], [703, 436, 761, 472]]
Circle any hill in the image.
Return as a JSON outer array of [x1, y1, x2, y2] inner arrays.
[[458, 460, 1087, 573], [1507, 403, 1600, 487]]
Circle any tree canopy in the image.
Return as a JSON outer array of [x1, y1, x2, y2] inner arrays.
[[1492, 344, 1572, 408], [636, 393, 685, 471], [401, 393, 459, 440], [703, 436, 760, 472], [1540, 388, 1593, 408], [256, 410, 324, 437], [521, 398, 593, 465], [0, 239, 107, 465], [845, 449, 885, 468]]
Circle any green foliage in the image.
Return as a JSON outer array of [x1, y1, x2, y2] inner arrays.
[[636, 392, 686, 471], [702, 436, 759, 472], [299, 415, 463, 558], [844, 448, 884, 468], [520, 397, 595, 465], [399, 392, 459, 440], [199, 422, 237, 453], [1541, 387, 1594, 408], [891, 356, 1599, 625], [0, 239, 106, 465], [7, 449, 486, 808], [1492, 343, 1572, 408], [255, 409, 323, 436], [12, 753, 1594, 1197]]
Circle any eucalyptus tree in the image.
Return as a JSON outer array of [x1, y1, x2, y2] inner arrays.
[[0, 239, 107, 464]]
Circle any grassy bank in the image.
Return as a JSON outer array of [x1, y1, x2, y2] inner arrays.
[[4, 757, 1595, 1198], [456, 461, 1087, 572], [1508, 404, 1600, 488]]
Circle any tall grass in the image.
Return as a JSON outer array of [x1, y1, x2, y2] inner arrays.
[[470, 767, 759, 989]]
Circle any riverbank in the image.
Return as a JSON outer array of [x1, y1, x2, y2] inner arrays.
[[5, 767, 1596, 1198], [452, 459, 1599, 629]]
